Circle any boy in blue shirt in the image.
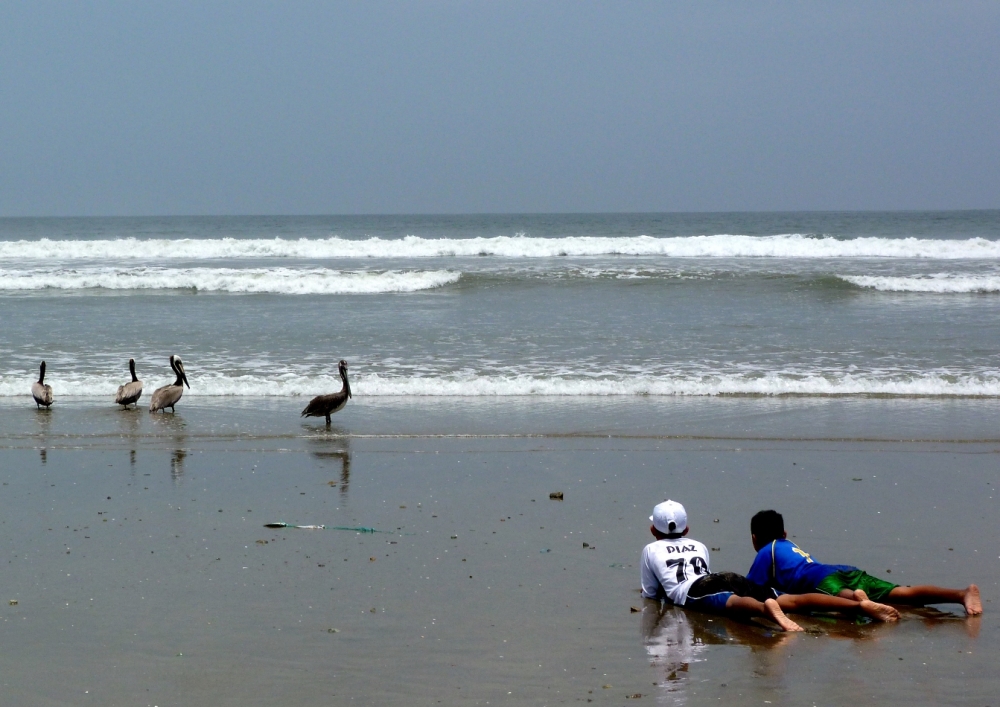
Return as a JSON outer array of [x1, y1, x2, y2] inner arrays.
[[747, 510, 982, 615]]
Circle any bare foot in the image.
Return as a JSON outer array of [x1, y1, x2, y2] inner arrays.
[[853, 589, 869, 602], [764, 598, 804, 632], [963, 585, 983, 616], [860, 599, 900, 622]]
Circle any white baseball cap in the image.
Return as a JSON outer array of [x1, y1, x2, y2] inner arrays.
[[650, 500, 688, 535]]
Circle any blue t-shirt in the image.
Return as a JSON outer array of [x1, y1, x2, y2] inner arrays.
[[747, 539, 856, 594]]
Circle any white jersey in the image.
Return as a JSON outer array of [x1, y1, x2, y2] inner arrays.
[[640, 537, 711, 605]]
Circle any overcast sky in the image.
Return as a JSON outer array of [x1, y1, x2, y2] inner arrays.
[[1, 1, 998, 216]]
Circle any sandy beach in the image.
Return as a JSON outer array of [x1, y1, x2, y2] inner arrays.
[[1, 397, 995, 706]]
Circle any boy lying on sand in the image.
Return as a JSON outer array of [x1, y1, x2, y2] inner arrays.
[[641, 500, 899, 632], [748, 510, 982, 616]]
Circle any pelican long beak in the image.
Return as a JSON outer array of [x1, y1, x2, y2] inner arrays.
[[178, 364, 190, 388]]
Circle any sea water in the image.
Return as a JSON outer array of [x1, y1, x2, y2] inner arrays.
[[2, 211, 999, 402]]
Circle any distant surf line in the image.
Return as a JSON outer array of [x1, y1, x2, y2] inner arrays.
[[3, 234, 1000, 260]]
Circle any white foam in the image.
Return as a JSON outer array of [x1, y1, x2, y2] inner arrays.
[[840, 274, 1000, 293], [3, 234, 1000, 261], [3, 371, 998, 398], [0, 267, 460, 294]]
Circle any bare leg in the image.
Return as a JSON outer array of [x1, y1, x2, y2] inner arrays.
[[888, 584, 982, 615], [723, 595, 804, 631], [777, 592, 899, 622]]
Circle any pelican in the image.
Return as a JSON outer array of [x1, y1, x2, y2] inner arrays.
[[115, 358, 143, 409], [301, 360, 352, 423], [149, 355, 190, 413], [32, 361, 54, 408]]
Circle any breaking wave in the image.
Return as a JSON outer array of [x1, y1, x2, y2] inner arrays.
[[0, 267, 460, 294], [840, 274, 1000, 293], [3, 234, 1000, 261], [3, 371, 999, 398]]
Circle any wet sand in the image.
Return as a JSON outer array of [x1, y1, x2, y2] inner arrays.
[[0, 397, 997, 705]]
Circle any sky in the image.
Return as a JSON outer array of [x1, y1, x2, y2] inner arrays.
[[1, 1, 998, 216]]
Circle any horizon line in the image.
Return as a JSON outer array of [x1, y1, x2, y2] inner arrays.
[[2, 207, 999, 220]]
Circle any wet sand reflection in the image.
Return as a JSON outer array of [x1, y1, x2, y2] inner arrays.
[[113, 407, 142, 469], [306, 426, 351, 499], [34, 407, 52, 464], [639, 598, 900, 704], [148, 412, 187, 481], [641, 598, 793, 702]]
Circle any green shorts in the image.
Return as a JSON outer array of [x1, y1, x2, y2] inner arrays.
[[816, 569, 898, 602]]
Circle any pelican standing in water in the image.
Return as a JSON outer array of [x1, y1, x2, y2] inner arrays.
[[149, 355, 190, 413], [301, 360, 351, 424], [32, 360, 54, 408], [115, 358, 144, 409]]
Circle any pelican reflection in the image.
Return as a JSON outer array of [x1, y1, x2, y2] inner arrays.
[[34, 404, 53, 465], [307, 429, 351, 498], [149, 411, 187, 481], [170, 448, 187, 480], [115, 405, 142, 467]]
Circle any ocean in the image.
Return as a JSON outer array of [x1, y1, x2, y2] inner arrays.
[[2, 210, 1000, 402]]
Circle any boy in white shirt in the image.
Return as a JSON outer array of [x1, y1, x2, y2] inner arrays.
[[641, 500, 898, 631]]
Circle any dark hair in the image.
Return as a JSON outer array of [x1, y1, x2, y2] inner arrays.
[[750, 510, 784, 545]]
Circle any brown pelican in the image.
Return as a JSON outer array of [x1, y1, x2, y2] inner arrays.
[[301, 360, 351, 423], [31, 361, 54, 408], [149, 355, 190, 413], [115, 358, 143, 409]]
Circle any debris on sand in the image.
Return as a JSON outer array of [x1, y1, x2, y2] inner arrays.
[[264, 522, 390, 533], [549, 491, 564, 500]]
